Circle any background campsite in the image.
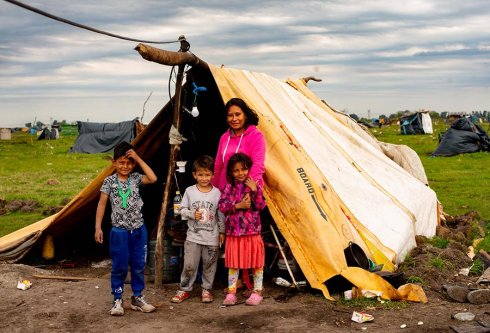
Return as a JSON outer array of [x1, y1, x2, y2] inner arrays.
[[0, 116, 489, 332], [2, 117, 488, 238]]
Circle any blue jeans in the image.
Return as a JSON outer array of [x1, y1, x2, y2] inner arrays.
[[110, 226, 147, 300]]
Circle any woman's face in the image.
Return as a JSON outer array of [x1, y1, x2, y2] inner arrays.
[[227, 105, 247, 133]]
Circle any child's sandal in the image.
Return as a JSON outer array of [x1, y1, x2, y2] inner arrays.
[[222, 293, 237, 306], [245, 292, 263, 306]]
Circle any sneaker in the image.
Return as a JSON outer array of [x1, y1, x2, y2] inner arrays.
[[130, 295, 156, 313], [110, 299, 124, 316], [171, 290, 191, 303], [202, 289, 214, 303], [222, 293, 237, 306], [245, 292, 263, 306]]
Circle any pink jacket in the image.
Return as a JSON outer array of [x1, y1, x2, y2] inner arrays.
[[212, 125, 266, 191], [218, 182, 267, 236]]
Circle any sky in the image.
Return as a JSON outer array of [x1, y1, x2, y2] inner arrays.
[[1, 0, 490, 127]]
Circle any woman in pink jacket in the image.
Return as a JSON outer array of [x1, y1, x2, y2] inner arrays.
[[212, 98, 266, 191]]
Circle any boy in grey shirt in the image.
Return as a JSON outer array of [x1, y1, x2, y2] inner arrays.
[[171, 155, 225, 303]]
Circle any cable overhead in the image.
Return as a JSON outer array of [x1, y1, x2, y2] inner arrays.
[[4, 0, 179, 44]]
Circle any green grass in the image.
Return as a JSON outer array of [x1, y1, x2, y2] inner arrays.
[[0, 131, 112, 234], [339, 297, 409, 309], [372, 120, 490, 222], [406, 276, 426, 285], [469, 258, 484, 275], [428, 236, 449, 249], [429, 256, 445, 269]]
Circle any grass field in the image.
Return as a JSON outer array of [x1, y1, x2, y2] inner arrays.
[[0, 130, 112, 235], [371, 119, 490, 222], [0, 120, 489, 246]]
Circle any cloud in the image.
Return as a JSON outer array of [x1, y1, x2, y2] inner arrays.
[[0, 0, 489, 127]]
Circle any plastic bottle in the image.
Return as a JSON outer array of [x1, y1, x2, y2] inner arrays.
[[173, 191, 182, 216]]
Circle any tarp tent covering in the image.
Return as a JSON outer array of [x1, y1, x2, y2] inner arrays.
[[400, 111, 433, 135], [0, 64, 438, 299], [37, 127, 59, 140], [69, 119, 140, 153], [432, 117, 490, 156]]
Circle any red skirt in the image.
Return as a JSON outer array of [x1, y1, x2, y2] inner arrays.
[[225, 234, 265, 269]]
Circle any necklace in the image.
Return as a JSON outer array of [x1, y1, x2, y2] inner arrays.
[[116, 176, 131, 209]]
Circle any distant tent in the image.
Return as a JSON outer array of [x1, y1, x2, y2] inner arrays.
[[69, 119, 142, 153], [37, 127, 59, 140], [432, 117, 490, 156], [400, 111, 433, 135]]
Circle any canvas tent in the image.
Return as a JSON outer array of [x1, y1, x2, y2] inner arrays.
[[69, 119, 142, 153], [0, 47, 438, 300], [432, 117, 490, 156], [400, 111, 433, 135]]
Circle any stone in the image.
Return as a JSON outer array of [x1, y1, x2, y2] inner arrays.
[[467, 289, 490, 304], [444, 285, 469, 303]]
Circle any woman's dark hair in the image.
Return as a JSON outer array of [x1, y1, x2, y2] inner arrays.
[[226, 152, 253, 186], [225, 98, 259, 126]]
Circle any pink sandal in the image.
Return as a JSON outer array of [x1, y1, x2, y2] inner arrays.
[[245, 292, 263, 306], [223, 293, 237, 306]]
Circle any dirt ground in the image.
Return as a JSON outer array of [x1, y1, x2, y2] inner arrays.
[[0, 264, 488, 333], [1, 212, 489, 333]]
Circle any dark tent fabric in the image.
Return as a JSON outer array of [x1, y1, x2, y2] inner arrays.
[[400, 112, 432, 134], [37, 128, 59, 140], [69, 119, 138, 153], [432, 118, 490, 156]]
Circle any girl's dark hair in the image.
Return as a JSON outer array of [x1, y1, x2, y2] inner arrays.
[[225, 98, 259, 127], [226, 153, 253, 186]]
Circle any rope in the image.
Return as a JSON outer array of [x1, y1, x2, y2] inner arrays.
[[4, 0, 179, 44]]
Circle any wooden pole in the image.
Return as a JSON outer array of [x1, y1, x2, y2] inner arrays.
[[269, 225, 300, 289], [32, 274, 92, 281], [134, 43, 208, 70], [154, 36, 187, 288]]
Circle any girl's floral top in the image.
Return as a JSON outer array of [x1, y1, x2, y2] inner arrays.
[[218, 182, 266, 236]]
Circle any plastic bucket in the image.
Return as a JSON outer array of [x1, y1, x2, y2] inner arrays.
[[148, 239, 180, 283], [344, 242, 370, 269]]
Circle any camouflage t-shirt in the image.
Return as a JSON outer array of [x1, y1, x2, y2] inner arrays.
[[100, 173, 144, 230]]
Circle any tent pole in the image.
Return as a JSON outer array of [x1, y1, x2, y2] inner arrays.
[[269, 225, 300, 290], [154, 36, 188, 288]]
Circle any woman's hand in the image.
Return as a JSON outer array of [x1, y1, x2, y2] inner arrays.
[[245, 177, 258, 192]]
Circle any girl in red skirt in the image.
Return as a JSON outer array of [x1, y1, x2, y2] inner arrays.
[[218, 153, 267, 306]]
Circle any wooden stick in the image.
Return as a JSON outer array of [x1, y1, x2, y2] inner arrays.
[[32, 274, 92, 281], [269, 225, 300, 289], [154, 36, 187, 288], [134, 43, 208, 69], [478, 249, 490, 262]]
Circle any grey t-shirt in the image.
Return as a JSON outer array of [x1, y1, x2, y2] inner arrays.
[[100, 173, 144, 230], [180, 185, 225, 246]]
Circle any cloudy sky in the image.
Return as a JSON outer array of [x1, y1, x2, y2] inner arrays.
[[1, 0, 489, 127]]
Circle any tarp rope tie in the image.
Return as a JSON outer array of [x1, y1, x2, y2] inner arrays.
[[169, 125, 187, 145]]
